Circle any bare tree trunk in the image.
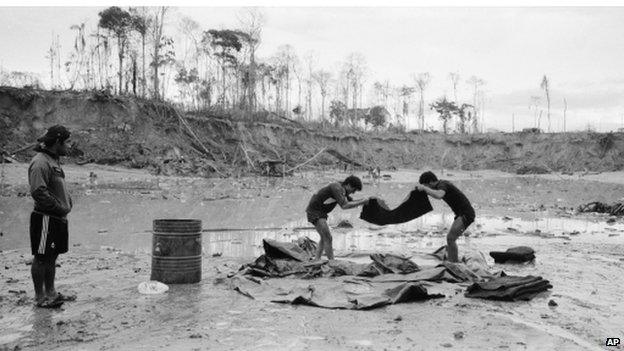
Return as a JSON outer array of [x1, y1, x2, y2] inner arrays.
[[563, 98, 567, 133], [249, 46, 256, 113], [321, 93, 325, 122], [419, 92, 424, 130], [546, 90, 551, 132], [152, 7, 167, 100], [117, 37, 124, 94], [132, 57, 137, 96], [141, 34, 146, 97]]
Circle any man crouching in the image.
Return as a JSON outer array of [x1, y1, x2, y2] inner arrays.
[[416, 171, 475, 262], [306, 176, 369, 260]]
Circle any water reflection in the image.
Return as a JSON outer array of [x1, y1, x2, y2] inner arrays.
[[6, 212, 619, 258]]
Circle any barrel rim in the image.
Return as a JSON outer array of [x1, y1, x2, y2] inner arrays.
[[153, 219, 202, 224]]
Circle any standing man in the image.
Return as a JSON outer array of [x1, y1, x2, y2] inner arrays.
[[416, 171, 475, 262], [28, 125, 75, 308], [306, 175, 369, 260]]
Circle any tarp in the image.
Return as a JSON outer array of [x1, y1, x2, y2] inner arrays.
[[465, 275, 552, 301], [489, 246, 536, 264], [230, 238, 552, 309], [360, 190, 433, 225], [233, 238, 496, 310]]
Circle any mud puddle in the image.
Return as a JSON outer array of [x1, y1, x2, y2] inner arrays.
[[17, 213, 617, 259]]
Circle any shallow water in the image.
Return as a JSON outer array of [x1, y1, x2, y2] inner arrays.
[[34, 212, 620, 259]]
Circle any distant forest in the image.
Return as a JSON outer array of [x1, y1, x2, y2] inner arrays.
[[2, 6, 559, 134]]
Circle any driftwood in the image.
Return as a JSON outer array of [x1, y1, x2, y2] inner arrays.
[[325, 148, 364, 167], [173, 108, 225, 177], [239, 141, 257, 171], [285, 147, 328, 174], [173, 108, 220, 152], [578, 202, 624, 216], [269, 111, 307, 130]]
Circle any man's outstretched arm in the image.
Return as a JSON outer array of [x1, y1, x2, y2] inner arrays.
[[416, 184, 445, 199]]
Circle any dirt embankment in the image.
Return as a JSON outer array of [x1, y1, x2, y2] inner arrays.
[[1, 86, 623, 177]]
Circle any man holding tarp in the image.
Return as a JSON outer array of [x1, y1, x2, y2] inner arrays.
[[306, 175, 370, 260], [416, 171, 476, 262]]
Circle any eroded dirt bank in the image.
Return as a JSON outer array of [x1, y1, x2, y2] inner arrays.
[[2, 87, 624, 179]]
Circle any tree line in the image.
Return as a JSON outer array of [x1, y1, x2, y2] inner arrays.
[[17, 7, 500, 133]]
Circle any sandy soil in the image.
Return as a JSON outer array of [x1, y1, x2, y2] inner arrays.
[[1, 162, 624, 350]]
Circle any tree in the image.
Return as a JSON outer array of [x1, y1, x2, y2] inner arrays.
[[66, 23, 88, 89], [540, 75, 551, 132], [343, 53, 367, 124], [150, 6, 169, 100], [273, 45, 296, 115], [529, 95, 541, 129], [98, 6, 133, 94], [312, 69, 331, 123], [449, 72, 460, 103], [456, 103, 474, 133], [414, 72, 431, 130], [130, 7, 151, 97], [238, 8, 265, 113], [399, 85, 415, 128], [175, 66, 200, 109], [329, 100, 347, 126], [466, 76, 485, 133], [203, 29, 247, 107], [430, 97, 467, 134], [364, 106, 390, 128], [563, 97, 567, 133], [45, 33, 62, 89], [304, 52, 315, 122]]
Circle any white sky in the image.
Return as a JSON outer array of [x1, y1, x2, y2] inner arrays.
[[1, 3, 623, 132]]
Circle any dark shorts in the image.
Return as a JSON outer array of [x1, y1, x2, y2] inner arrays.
[[455, 212, 475, 228], [306, 211, 328, 226], [30, 212, 68, 256]]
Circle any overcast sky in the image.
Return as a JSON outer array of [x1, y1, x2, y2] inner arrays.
[[1, 5, 623, 132]]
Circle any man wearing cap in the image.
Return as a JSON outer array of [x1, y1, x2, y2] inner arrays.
[[28, 125, 76, 308]]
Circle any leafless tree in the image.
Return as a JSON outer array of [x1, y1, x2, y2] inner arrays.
[[274, 45, 296, 116], [563, 98, 567, 133], [529, 95, 541, 128], [466, 76, 485, 133], [304, 52, 315, 121], [238, 8, 265, 113], [343, 52, 367, 124], [312, 69, 331, 123], [449, 71, 460, 103], [540, 75, 551, 132], [414, 72, 431, 130], [150, 6, 169, 100]]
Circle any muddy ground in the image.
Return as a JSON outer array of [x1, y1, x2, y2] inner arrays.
[[1, 162, 624, 350]]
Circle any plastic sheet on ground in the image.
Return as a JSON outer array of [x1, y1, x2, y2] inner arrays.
[[229, 238, 500, 310]]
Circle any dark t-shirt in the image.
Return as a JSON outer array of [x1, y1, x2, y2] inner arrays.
[[431, 180, 474, 217], [306, 182, 348, 215]]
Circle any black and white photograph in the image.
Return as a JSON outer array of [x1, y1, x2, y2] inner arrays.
[[1, 1, 623, 350]]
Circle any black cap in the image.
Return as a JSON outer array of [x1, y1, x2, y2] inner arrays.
[[37, 125, 70, 143]]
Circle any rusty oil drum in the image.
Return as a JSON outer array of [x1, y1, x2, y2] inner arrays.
[[150, 219, 202, 284]]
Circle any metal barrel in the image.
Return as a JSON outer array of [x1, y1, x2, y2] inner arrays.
[[150, 219, 202, 284]]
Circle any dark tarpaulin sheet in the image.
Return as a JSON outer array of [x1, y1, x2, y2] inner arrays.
[[489, 246, 536, 264], [360, 190, 433, 225], [465, 275, 552, 301], [231, 239, 499, 310]]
